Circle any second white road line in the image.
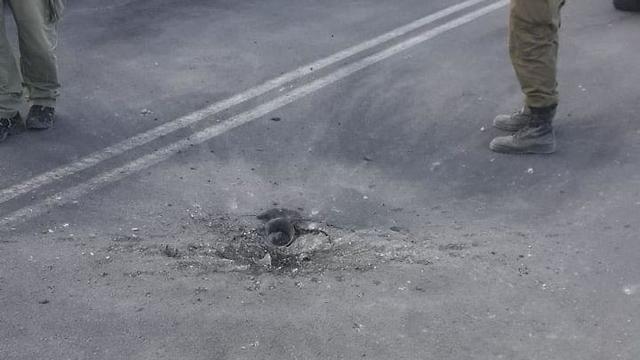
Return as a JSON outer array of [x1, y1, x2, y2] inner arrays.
[[0, 0, 490, 205], [0, 0, 508, 228]]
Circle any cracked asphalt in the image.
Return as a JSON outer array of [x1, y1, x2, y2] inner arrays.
[[1, 0, 639, 359]]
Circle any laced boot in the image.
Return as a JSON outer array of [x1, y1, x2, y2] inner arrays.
[[493, 106, 554, 132], [26, 105, 55, 130], [490, 105, 557, 154]]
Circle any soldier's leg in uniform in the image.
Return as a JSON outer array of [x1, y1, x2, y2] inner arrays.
[[0, 0, 24, 120], [9, 0, 61, 109], [490, 0, 564, 154], [509, 0, 564, 110]]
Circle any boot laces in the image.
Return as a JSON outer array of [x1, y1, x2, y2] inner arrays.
[[513, 126, 531, 140], [514, 120, 552, 139], [513, 106, 530, 116]]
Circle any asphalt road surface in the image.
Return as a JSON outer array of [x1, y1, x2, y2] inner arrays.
[[1, 0, 639, 359]]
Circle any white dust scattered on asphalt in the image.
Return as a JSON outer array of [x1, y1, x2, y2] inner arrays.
[[622, 285, 638, 295]]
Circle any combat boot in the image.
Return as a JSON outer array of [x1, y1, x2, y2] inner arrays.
[[494, 106, 552, 132], [489, 106, 557, 154], [26, 105, 55, 130], [0, 114, 21, 143]]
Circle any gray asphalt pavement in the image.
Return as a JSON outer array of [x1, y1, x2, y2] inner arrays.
[[1, 1, 639, 359]]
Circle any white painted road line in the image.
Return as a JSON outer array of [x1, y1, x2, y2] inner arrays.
[[0, 0, 508, 228], [0, 0, 491, 206]]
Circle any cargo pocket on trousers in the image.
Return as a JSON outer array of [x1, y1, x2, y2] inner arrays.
[[48, 0, 65, 24]]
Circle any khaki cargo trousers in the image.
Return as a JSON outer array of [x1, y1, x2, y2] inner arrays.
[[0, 0, 63, 119], [510, 0, 565, 109]]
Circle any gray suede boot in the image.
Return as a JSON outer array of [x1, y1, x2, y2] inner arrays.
[[493, 107, 534, 132], [494, 105, 557, 132], [490, 105, 557, 154]]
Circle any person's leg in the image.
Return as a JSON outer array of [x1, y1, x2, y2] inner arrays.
[[0, 0, 25, 120], [490, 0, 564, 154], [9, 0, 61, 110], [509, 0, 563, 110]]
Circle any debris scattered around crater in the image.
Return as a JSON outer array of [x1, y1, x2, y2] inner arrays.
[[99, 206, 435, 277]]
